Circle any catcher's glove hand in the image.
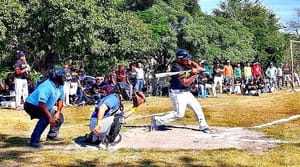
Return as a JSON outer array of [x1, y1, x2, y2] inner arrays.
[[132, 91, 145, 107]]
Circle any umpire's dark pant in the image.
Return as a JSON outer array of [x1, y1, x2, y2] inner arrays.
[[24, 102, 64, 144]]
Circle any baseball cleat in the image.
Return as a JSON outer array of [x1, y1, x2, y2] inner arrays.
[[150, 116, 158, 131], [201, 127, 212, 134]]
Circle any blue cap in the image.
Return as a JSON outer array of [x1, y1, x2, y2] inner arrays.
[[17, 51, 25, 57]]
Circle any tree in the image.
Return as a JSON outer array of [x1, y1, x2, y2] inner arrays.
[[0, 0, 155, 75], [212, 0, 286, 67], [288, 8, 300, 37]]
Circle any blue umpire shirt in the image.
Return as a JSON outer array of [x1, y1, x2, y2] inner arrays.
[[26, 79, 64, 110]]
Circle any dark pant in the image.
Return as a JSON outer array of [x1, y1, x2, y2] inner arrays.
[[24, 102, 64, 144]]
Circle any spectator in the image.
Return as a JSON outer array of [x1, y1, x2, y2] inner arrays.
[[190, 83, 199, 97], [243, 62, 252, 85], [234, 63, 242, 79], [245, 79, 259, 96], [69, 62, 78, 105], [212, 61, 223, 98], [223, 60, 234, 94], [108, 69, 117, 85], [282, 62, 293, 89], [135, 62, 145, 92], [252, 62, 262, 79], [80, 77, 93, 105], [13, 50, 31, 110], [197, 70, 210, 98], [91, 77, 103, 101], [276, 63, 283, 89], [294, 72, 300, 87], [233, 77, 243, 95], [4, 73, 15, 96], [76, 69, 86, 105], [63, 63, 72, 106], [126, 63, 138, 100], [265, 62, 277, 89], [255, 75, 265, 93], [116, 64, 126, 83]]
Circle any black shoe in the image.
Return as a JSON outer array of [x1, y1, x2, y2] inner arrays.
[[156, 125, 171, 131], [29, 142, 43, 148], [46, 136, 64, 141]]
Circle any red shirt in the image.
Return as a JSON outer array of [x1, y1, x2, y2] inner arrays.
[[252, 64, 262, 77], [116, 70, 126, 82]]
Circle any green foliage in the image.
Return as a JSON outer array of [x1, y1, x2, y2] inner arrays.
[[213, 0, 286, 67], [0, 0, 292, 75]]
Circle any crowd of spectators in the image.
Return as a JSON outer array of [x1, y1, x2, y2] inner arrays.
[[58, 61, 145, 106], [1, 57, 300, 109], [192, 60, 300, 98]]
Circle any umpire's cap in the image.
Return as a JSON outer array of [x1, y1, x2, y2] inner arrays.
[[176, 49, 192, 60]]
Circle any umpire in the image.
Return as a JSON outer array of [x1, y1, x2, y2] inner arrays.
[[24, 67, 66, 148]]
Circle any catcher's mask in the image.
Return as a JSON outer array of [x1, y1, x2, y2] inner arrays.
[[48, 67, 66, 86]]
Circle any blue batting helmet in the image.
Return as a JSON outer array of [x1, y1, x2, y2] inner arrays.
[[176, 49, 192, 60]]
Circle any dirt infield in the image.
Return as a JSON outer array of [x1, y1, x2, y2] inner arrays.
[[72, 125, 284, 152]]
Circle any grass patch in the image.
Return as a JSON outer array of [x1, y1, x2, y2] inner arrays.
[[1, 90, 300, 166]]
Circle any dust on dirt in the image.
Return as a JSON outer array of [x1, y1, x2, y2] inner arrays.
[[70, 125, 284, 152]]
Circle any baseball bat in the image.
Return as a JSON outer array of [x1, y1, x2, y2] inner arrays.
[[155, 70, 192, 78]]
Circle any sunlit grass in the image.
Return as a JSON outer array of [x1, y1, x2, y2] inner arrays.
[[1, 90, 300, 166]]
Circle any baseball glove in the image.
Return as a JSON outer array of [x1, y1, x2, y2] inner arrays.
[[132, 91, 145, 107]]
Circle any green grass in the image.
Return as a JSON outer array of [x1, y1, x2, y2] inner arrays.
[[1, 90, 300, 166]]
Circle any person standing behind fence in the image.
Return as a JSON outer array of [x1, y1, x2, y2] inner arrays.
[[14, 50, 31, 110], [135, 62, 145, 92]]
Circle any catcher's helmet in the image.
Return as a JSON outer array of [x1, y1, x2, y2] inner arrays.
[[48, 67, 66, 86], [176, 49, 192, 60]]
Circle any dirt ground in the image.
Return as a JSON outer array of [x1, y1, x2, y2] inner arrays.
[[71, 125, 284, 152]]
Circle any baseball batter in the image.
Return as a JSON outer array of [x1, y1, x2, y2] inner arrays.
[[151, 49, 212, 133]]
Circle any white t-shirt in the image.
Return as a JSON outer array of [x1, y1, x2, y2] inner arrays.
[[135, 67, 144, 80]]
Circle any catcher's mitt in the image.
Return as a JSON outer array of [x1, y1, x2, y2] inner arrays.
[[132, 91, 145, 107]]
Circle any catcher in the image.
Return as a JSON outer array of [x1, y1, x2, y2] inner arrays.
[[85, 83, 145, 147]]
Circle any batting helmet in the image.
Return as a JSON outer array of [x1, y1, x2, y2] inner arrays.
[[48, 67, 66, 86], [17, 50, 25, 58], [176, 49, 192, 60]]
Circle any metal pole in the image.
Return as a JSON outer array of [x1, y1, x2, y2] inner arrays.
[[291, 40, 294, 87]]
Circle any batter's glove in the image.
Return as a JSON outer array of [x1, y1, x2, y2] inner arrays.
[[132, 91, 145, 107]]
